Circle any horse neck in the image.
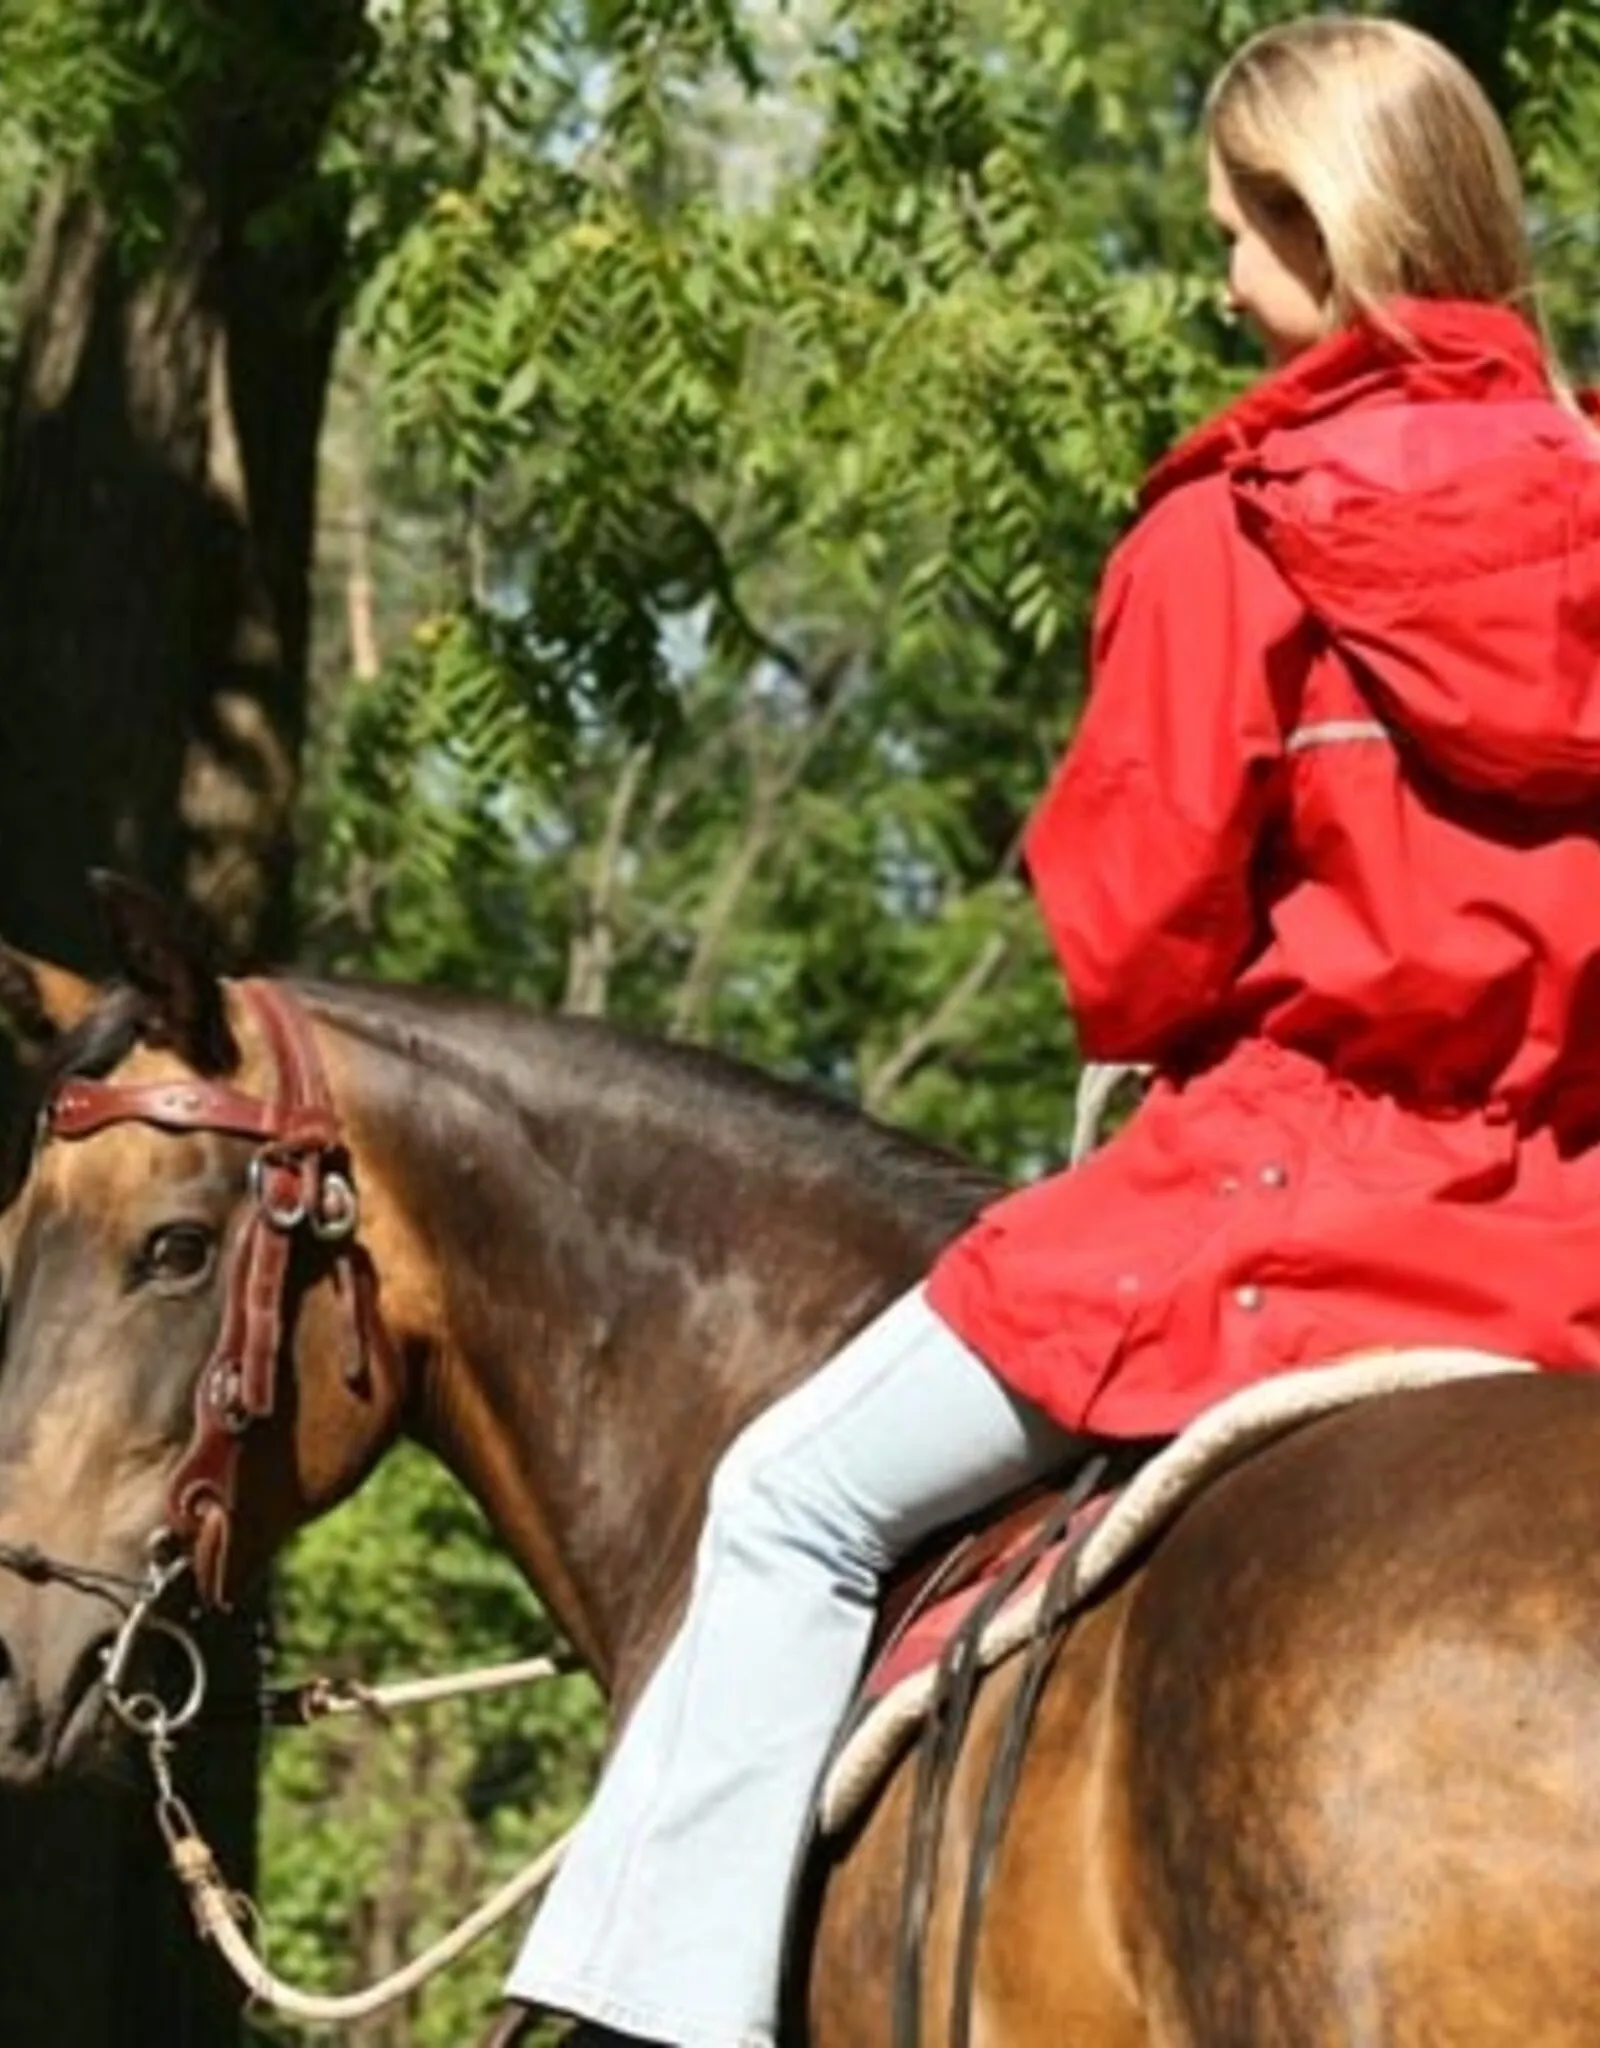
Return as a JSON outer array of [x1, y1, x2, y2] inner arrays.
[[312, 990, 964, 1700]]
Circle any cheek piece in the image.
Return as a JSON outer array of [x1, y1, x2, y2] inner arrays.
[[44, 980, 392, 1609]]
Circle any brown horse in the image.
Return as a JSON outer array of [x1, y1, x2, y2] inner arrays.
[[3, 877, 1600, 2046]]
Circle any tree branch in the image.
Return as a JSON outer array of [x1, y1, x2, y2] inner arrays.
[[667, 761, 777, 1042], [344, 489, 381, 684], [860, 927, 1014, 1117], [562, 742, 653, 1016], [667, 682, 853, 1040], [860, 812, 1030, 1117]]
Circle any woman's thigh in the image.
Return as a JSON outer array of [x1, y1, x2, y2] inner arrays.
[[709, 1285, 1084, 1575]]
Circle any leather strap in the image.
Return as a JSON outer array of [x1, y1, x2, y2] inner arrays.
[[50, 1078, 279, 1143], [43, 979, 383, 1609]]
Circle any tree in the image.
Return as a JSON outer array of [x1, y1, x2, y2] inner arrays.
[[0, 5, 368, 971]]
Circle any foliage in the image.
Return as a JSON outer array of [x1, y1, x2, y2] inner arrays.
[[1507, 0, 1600, 363], [0, 2, 369, 254], [304, 0, 1279, 1149]]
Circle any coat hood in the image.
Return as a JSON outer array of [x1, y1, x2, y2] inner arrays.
[[1152, 301, 1600, 807]]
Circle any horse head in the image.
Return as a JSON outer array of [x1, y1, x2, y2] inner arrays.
[[0, 875, 993, 1787], [0, 875, 408, 1784]]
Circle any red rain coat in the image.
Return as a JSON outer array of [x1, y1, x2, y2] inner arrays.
[[927, 299, 1600, 1438]]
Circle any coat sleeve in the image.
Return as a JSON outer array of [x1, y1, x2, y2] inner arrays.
[[1025, 481, 1291, 1065]]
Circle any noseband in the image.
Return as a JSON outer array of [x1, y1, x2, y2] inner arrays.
[[44, 979, 384, 1608]]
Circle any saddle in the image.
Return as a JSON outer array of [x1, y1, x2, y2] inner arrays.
[[865, 1450, 1144, 1705]]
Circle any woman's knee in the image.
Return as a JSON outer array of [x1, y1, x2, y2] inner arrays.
[[704, 1400, 803, 1529], [700, 1399, 871, 1579]]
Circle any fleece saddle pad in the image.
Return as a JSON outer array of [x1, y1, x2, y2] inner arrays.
[[818, 1346, 1533, 1835]]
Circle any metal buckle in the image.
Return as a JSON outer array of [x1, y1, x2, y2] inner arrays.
[[248, 1151, 309, 1232], [312, 1171, 359, 1242]]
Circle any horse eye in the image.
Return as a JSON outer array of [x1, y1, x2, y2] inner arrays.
[[135, 1223, 217, 1291]]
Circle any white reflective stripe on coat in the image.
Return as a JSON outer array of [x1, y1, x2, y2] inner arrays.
[[1286, 719, 1392, 754]]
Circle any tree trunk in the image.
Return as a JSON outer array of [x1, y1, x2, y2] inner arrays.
[[0, 9, 362, 2042], [0, 160, 345, 968], [1400, 0, 1516, 115]]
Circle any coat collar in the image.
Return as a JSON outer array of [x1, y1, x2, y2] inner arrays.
[[1142, 299, 1555, 512]]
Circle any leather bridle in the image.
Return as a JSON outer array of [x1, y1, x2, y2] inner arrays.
[[42, 978, 386, 1608]]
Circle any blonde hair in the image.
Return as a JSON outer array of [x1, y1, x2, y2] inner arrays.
[[1205, 16, 1535, 329]]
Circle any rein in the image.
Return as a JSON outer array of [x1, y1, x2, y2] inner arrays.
[[0, 1521, 579, 2022]]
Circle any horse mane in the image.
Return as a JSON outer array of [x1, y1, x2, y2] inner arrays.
[[0, 972, 1006, 1255], [295, 977, 1004, 1250]]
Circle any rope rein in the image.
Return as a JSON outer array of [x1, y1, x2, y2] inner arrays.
[[0, 1534, 582, 2024], [167, 1821, 574, 2025], [257, 1652, 582, 1726], [163, 1649, 580, 2020], [1069, 1059, 1152, 1166]]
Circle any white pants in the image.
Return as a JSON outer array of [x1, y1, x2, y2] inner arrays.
[[506, 1286, 1082, 2048]]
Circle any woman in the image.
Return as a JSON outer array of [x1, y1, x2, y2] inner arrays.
[[507, 17, 1600, 2046]]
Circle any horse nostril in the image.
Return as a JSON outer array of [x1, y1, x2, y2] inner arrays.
[[0, 1633, 14, 1686]]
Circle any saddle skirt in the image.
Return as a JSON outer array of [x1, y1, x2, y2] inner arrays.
[[819, 1345, 1534, 1835]]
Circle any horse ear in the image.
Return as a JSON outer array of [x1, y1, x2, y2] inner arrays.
[[0, 947, 96, 1059], [88, 870, 239, 1074]]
